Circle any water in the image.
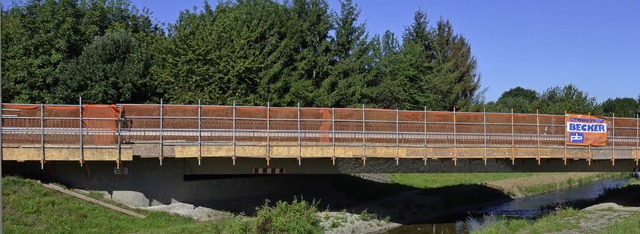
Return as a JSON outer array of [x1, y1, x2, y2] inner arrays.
[[384, 177, 629, 234]]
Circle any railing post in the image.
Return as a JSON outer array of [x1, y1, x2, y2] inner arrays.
[[332, 107, 336, 165], [536, 109, 541, 165], [453, 107, 457, 166], [483, 108, 487, 165], [297, 102, 301, 166], [424, 106, 427, 165], [511, 108, 515, 165], [41, 103, 45, 169], [362, 104, 366, 165], [232, 101, 236, 165], [79, 97, 84, 166], [612, 113, 615, 166], [636, 114, 640, 166], [117, 105, 122, 169], [266, 102, 270, 166], [159, 99, 164, 165], [396, 108, 399, 165], [198, 100, 202, 165], [564, 111, 567, 166]]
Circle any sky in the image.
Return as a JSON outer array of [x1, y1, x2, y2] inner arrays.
[[3, 0, 639, 102]]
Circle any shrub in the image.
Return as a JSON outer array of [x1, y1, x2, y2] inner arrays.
[[254, 198, 322, 234]]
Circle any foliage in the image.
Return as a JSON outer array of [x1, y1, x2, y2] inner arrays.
[[538, 84, 600, 115], [254, 198, 323, 234], [56, 30, 157, 103], [601, 97, 639, 117], [487, 86, 539, 113], [1, 0, 163, 104]]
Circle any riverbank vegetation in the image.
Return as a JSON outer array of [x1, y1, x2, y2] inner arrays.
[[2, 176, 328, 233], [388, 172, 616, 197], [3, 176, 402, 233], [473, 178, 640, 234]]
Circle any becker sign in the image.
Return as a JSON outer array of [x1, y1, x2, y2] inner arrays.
[[565, 114, 607, 146]]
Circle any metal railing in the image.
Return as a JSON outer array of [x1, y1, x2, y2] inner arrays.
[[1, 102, 639, 166]]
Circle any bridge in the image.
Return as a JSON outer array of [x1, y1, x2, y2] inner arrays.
[[2, 102, 640, 174]]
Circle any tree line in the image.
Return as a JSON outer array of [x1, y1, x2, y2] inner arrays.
[[1, 0, 638, 117]]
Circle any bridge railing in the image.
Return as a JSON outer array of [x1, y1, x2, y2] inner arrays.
[[1, 103, 639, 165]]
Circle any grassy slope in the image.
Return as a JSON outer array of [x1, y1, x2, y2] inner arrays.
[[2, 176, 226, 234], [387, 173, 535, 189]]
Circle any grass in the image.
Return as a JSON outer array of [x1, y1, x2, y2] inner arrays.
[[2, 176, 221, 233], [387, 173, 535, 189], [599, 212, 640, 234], [473, 208, 583, 234], [2, 176, 323, 234], [515, 173, 616, 196]]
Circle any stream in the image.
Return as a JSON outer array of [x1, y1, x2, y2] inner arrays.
[[383, 177, 629, 234]]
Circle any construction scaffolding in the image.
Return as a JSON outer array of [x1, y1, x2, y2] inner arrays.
[[1, 103, 639, 166]]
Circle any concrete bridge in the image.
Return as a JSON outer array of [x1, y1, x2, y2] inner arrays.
[[2, 102, 640, 174]]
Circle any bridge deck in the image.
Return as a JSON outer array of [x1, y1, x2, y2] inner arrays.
[[1, 103, 639, 167]]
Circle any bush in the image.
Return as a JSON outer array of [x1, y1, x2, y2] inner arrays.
[[254, 198, 322, 234]]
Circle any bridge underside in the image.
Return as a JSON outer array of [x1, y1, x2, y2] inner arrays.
[[3, 142, 639, 173]]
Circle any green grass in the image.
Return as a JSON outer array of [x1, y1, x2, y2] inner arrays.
[[2, 176, 323, 234], [474, 208, 583, 234], [599, 212, 640, 234], [387, 173, 535, 189], [2, 176, 222, 233]]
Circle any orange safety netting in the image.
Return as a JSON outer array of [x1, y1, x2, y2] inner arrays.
[[2, 104, 120, 145], [3, 104, 639, 147]]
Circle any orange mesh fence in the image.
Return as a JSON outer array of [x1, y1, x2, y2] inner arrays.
[[2, 104, 119, 145], [83, 104, 119, 145], [2, 104, 42, 144], [2, 103, 638, 149]]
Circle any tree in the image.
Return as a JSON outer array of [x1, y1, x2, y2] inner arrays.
[[601, 97, 638, 118], [364, 30, 411, 109], [318, 0, 371, 107], [428, 19, 480, 111], [155, 0, 293, 105], [488, 87, 539, 113], [55, 31, 155, 104], [538, 84, 598, 115], [1, 0, 162, 103], [399, 10, 437, 110]]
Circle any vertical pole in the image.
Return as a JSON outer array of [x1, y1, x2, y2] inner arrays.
[[266, 102, 270, 166], [0, 6, 3, 166], [564, 111, 567, 165], [117, 106, 122, 169], [483, 108, 487, 165], [232, 101, 236, 165], [396, 109, 399, 165], [198, 100, 202, 165], [159, 99, 164, 165], [332, 107, 336, 165], [424, 106, 427, 165], [79, 97, 84, 166], [612, 113, 615, 166], [511, 108, 515, 165], [453, 107, 457, 166], [41, 103, 45, 169], [362, 104, 366, 165], [536, 109, 541, 165], [297, 102, 301, 166], [636, 114, 640, 166]]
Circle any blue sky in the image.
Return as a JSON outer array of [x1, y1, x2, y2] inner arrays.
[[4, 0, 639, 102]]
